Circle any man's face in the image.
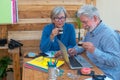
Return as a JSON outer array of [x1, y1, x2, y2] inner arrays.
[[80, 15, 96, 32], [53, 12, 66, 28]]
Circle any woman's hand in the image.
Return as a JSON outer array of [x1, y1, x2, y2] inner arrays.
[[54, 50, 62, 58], [51, 28, 59, 36], [50, 28, 59, 40]]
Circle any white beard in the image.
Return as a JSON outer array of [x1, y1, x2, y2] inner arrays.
[[88, 24, 97, 32]]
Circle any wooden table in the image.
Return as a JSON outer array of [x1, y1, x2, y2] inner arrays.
[[22, 53, 103, 80]]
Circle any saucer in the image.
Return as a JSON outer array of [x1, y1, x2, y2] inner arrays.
[[27, 52, 36, 57]]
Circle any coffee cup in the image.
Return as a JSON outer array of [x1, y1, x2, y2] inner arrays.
[[58, 28, 63, 34]]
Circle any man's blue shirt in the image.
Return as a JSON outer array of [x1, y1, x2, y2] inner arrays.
[[40, 23, 76, 53], [75, 21, 120, 80]]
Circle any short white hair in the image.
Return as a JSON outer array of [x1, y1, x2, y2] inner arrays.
[[50, 6, 67, 19], [77, 5, 100, 20]]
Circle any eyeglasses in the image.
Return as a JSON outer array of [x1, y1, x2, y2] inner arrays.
[[81, 20, 89, 24], [54, 17, 66, 22]]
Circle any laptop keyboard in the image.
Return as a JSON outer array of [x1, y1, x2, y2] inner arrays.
[[69, 56, 82, 67], [75, 55, 93, 67]]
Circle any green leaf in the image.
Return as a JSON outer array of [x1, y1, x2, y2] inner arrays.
[[74, 11, 82, 29], [76, 17, 82, 29], [0, 56, 12, 78]]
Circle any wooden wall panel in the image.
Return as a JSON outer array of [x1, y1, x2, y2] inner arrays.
[[8, 31, 42, 40], [8, 28, 85, 47], [86, 0, 96, 5], [7, 23, 46, 31], [18, 0, 85, 6], [0, 26, 8, 39], [7, 21, 77, 31], [19, 10, 78, 18], [18, 0, 82, 19], [19, 5, 81, 11], [0, 49, 8, 58]]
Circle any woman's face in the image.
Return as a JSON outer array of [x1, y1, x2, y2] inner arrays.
[[52, 12, 66, 28]]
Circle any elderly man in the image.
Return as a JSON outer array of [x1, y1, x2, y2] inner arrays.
[[68, 5, 120, 80]]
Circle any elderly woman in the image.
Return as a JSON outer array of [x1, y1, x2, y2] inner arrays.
[[40, 6, 76, 57]]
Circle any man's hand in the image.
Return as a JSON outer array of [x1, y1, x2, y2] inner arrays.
[[82, 42, 95, 53]]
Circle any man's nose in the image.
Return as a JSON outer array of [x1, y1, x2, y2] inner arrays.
[[82, 23, 87, 28]]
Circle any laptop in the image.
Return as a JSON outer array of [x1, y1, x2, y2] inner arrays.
[[58, 40, 93, 69]]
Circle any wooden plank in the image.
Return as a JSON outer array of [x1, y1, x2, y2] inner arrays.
[[18, 18, 76, 24], [86, 0, 96, 5], [0, 44, 8, 49], [20, 40, 40, 47], [18, 0, 85, 6], [18, 5, 81, 19], [0, 26, 8, 39], [19, 10, 77, 18], [18, 18, 51, 24], [8, 23, 77, 31], [8, 31, 42, 40], [0, 49, 8, 58], [93, 0, 96, 6], [21, 47, 40, 54], [19, 5, 81, 11], [8, 23, 46, 31], [12, 51, 21, 80], [9, 48, 21, 80], [8, 29, 85, 40], [86, 0, 91, 4], [19, 11, 51, 18]]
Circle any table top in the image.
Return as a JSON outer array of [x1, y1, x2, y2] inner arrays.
[[22, 53, 103, 80]]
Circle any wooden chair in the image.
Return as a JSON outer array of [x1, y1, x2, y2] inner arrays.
[[8, 48, 21, 80]]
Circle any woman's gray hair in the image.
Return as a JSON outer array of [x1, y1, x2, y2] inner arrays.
[[50, 6, 67, 19], [77, 5, 100, 20]]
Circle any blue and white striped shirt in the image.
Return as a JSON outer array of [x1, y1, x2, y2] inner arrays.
[[75, 21, 120, 80]]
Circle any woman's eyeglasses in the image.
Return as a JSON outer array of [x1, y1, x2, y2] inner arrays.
[[54, 17, 66, 22]]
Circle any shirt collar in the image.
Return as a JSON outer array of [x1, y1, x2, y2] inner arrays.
[[90, 20, 104, 37]]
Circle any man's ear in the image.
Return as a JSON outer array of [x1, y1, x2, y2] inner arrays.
[[93, 15, 98, 22]]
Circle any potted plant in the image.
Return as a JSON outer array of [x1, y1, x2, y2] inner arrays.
[[0, 56, 12, 80], [75, 11, 82, 42]]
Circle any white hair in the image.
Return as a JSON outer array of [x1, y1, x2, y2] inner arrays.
[[77, 5, 100, 20], [50, 6, 67, 19]]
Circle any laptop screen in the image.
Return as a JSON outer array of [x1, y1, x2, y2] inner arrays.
[[57, 40, 70, 64]]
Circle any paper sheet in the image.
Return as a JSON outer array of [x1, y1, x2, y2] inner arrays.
[[45, 51, 56, 57], [85, 77, 112, 80]]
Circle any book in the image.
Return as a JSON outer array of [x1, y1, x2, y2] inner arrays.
[[0, 0, 12, 24], [0, 0, 18, 24], [24, 63, 48, 72], [24, 56, 64, 72], [12, 0, 17, 23]]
